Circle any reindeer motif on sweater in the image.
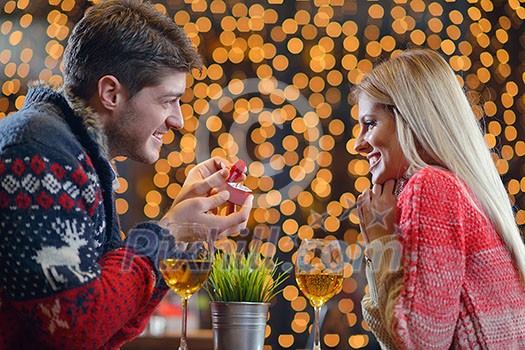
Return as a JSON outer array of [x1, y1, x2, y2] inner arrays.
[[33, 218, 96, 291]]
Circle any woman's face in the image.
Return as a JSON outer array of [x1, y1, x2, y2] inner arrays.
[[354, 95, 410, 185]]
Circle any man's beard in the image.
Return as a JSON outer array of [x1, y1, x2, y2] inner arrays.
[[105, 102, 154, 163]]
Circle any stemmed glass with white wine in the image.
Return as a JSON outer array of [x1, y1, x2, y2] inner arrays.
[[159, 222, 213, 350], [295, 238, 344, 350]]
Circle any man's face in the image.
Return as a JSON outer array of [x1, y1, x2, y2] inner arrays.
[[105, 71, 186, 163]]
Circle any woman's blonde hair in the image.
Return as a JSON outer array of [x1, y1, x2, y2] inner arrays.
[[353, 48, 525, 282]]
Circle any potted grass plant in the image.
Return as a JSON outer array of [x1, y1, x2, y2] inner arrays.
[[205, 248, 289, 350]]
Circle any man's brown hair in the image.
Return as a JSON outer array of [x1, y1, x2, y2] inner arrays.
[[63, 0, 202, 100]]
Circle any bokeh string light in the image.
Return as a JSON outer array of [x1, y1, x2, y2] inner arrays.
[[1, 0, 524, 348]]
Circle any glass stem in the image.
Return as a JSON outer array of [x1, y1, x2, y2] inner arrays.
[[313, 305, 321, 350], [179, 297, 189, 350]]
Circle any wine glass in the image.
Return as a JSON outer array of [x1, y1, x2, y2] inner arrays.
[[159, 222, 213, 350], [295, 239, 344, 350]]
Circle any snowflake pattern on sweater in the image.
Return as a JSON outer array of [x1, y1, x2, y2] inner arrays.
[[1, 150, 104, 299]]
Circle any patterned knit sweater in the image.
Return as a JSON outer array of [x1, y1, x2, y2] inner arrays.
[[0, 85, 170, 349], [362, 166, 525, 349]]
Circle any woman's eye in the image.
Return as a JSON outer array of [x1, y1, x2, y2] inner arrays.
[[364, 120, 376, 129]]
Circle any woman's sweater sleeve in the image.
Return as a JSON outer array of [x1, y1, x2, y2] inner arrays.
[[362, 169, 467, 349], [362, 234, 404, 349]]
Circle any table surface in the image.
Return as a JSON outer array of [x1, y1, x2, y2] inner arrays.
[[121, 330, 213, 350]]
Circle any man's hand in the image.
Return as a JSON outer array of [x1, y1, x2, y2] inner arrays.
[[160, 190, 253, 239], [159, 157, 252, 238], [172, 157, 246, 205], [357, 179, 397, 244]]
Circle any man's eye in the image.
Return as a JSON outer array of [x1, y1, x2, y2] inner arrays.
[[164, 99, 177, 106]]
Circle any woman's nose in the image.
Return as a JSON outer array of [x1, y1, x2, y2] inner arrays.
[[354, 131, 371, 155]]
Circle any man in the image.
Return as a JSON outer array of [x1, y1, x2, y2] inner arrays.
[[0, 0, 253, 348]]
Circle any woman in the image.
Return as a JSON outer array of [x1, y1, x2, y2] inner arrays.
[[353, 49, 525, 349]]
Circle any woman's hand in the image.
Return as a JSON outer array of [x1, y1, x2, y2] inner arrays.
[[357, 179, 397, 244]]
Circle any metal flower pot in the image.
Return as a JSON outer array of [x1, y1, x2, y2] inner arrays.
[[211, 301, 269, 350]]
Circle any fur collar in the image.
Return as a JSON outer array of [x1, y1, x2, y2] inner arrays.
[[28, 81, 110, 159]]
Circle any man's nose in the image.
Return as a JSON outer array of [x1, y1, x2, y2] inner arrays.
[[166, 107, 184, 130]]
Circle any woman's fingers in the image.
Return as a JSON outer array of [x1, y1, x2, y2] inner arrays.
[[372, 179, 397, 196], [357, 191, 370, 244], [372, 183, 382, 195], [358, 181, 399, 243], [383, 179, 396, 195], [358, 188, 371, 205]]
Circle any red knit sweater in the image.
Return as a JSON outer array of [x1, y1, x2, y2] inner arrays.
[[362, 166, 525, 349]]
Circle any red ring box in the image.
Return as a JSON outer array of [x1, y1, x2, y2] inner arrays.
[[226, 182, 252, 205], [226, 160, 251, 205]]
